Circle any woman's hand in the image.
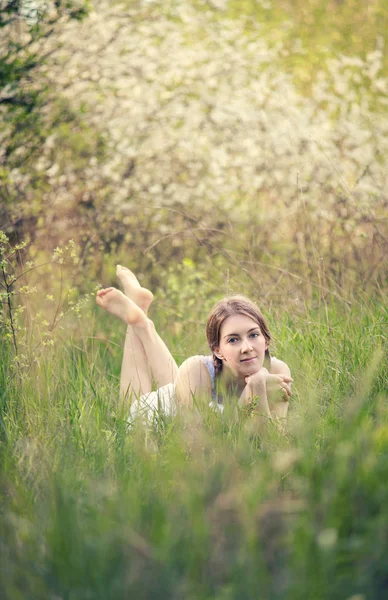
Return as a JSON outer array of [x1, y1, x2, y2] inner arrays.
[[245, 367, 293, 402], [266, 372, 293, 403], [237, 367, 272, 414], [240, 366, 293, 434]]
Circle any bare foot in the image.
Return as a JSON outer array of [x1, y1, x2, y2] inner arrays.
[[96, 287, 147, 326], [116, 265, 153, 313]]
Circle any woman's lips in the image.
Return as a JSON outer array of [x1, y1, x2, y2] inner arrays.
[[241, 357, 256, 363]]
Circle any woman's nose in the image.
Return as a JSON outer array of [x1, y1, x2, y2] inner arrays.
[[241, 338, 253, 353]]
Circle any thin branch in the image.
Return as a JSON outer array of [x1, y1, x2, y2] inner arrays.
[[1, 263, 18, 355], [50, 264, 63, 332], [12, 261, 54, 283]]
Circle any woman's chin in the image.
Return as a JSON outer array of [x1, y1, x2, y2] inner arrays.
[[225, 360, 263, 380], [240, 359, 262, 375]]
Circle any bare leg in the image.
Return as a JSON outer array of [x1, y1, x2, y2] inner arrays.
[[120, 327, 152, 398], [116, 266, 178, 385], [135, 320, 178, 387], [115, 266, 154, 396], [96, 287, 178, 393], [96, 287, 152, 397]]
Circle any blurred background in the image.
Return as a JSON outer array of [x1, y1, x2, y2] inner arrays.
[[1, 0, 387, 304]]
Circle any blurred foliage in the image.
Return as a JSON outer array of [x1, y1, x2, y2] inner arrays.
[[0, 0, 91, 237], [0, 0, 387, 301], [0, 231, 96, 385], [217, 0, 388, 93]]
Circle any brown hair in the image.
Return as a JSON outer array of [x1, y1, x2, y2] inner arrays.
[[205, 295, 271, 377]]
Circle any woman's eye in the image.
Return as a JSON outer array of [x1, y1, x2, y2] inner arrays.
[[250, 332, 259, 338], [228, 338, 237, 344]]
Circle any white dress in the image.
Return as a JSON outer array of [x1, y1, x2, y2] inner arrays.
[[128, 382, 177, 423], [127, 356, 223, 424]]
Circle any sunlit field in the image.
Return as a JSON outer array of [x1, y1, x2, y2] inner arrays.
[[1, 234, 387, 599], [1, 1, 387, 598]]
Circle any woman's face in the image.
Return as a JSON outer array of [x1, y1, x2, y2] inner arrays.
[[215, 314, 267, 381]]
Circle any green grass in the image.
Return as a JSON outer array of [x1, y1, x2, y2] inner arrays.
[[1, 293, 387, 599]]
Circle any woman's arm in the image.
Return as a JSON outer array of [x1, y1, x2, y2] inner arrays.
[[239, 367, 293, 434], [268, 358, 292, 421], [175, 356, 213, 409], [237, 370, 272, 434]]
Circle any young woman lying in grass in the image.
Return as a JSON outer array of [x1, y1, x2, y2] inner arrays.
[[96, 266, 292, 429]]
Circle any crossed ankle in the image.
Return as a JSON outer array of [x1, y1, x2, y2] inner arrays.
[[133, 316, 156, 335]]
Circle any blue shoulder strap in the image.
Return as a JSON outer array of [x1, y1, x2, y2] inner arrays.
[[200, 355, 217, 401]]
